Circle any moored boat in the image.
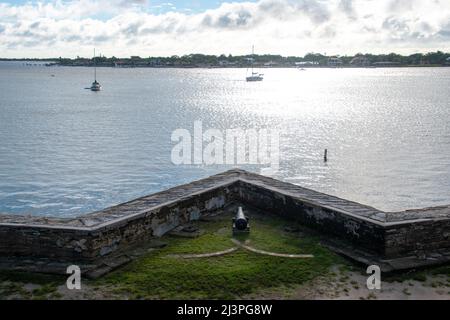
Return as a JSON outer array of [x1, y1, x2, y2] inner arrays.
[[246, 45, 264, 82], [89, 49, 102, 91]]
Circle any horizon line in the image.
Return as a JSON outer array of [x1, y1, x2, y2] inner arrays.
[[1, 50, 450, 61]]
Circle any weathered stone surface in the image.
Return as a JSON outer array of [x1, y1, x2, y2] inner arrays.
[[0, 169, 449, 275], [169, 224, 201, 238]]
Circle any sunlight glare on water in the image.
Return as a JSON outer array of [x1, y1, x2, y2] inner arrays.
[[0, 62, 449, 217]]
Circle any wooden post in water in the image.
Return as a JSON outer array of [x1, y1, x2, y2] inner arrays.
[[324, 149, 328, 162]]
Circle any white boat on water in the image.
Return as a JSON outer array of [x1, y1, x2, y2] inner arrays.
[[91, 80, 101, 91], [246, 46, 264, 82], [90, 49, 102, 91], [246, 72, 264, 82]]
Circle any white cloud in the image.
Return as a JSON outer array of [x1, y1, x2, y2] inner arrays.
[[0, 0, 449, 58]]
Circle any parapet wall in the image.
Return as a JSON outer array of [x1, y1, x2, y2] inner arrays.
[[237, 180, 386, 255], [0, 175, 240, 274], [0, 169, 449, 275]]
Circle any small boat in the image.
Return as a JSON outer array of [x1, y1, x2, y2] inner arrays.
[[90, 80, 101, 91], [246, 72, 264, 82], [246, 45, 264, 82], [90, 49, 102, 91]]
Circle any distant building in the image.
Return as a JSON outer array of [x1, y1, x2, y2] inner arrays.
[[295, 61, 319, 67], [263, 61, 278, 67], [328, 57, 343, 67], [218, 60, 228, 66], [114, 60, 126, 67], [372, 61, 400, 67], [71, 59, 90, 66], [149, 58, 161, 66], [218, 60, 237, 67], [350, 56, 371, 67]]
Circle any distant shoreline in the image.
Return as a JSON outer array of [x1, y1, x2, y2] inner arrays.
[[1, 50, 449, 68], [1, 61, 449, 69], [56, 65, 449, 69]]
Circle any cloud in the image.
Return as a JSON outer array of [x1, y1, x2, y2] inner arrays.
[[202, 8, 255, 29], [0, 0, 449, 58], [439, 30, 450, 38], [438, 22, 450, 39], [389, 0, 416, 12], [120, 0, 148, 5], [339, 0, 356, 19], [121, 21, 144, 36], [258, 0, 330, 24]]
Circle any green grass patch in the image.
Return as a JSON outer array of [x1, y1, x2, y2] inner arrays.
[[95, 212, 344, 299], [0, 271, 63, 299], [1, 211, 449, 299]]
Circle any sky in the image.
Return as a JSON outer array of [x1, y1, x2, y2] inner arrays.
[[0, 0, 449, 58]]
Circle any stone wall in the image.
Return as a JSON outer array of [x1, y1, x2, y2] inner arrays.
[[0, 181, 240, 271], [0, 169, 449, 274], [384, 219, 450, 258], [0, 225, 91, 261], [237, 180, 386, 255]]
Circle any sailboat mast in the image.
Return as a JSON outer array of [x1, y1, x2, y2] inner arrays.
[[251, 45, 254, 74], [94, 48, 97, 82]]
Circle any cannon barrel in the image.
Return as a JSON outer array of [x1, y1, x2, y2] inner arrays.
[[233, 207, 249, 232]]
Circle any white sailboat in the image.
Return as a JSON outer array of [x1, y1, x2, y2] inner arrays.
[[246, 45, 264, 82], [90, 49, 102, 91]]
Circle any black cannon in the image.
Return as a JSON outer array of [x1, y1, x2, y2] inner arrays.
[[232, 207, 250, 234]]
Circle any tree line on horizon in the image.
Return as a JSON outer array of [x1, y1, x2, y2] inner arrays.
[[2, 51, 450, 66]]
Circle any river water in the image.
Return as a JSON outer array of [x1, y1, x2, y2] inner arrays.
[[1, 62, 449, 217]]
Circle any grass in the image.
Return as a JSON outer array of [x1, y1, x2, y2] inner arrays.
[[94, 212, 344, 299], [0, 271, 63, 299], [1, 210, 447, 300]]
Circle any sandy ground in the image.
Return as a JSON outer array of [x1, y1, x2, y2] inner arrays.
[[246, 266, 450, 300], [303, 273, 449, 300]]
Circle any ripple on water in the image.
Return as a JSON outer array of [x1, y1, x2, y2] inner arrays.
[[1, 65, 450, 216]]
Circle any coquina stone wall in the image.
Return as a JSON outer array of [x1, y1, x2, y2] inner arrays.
[[237, 180, 386, 255], [0, 169, 449, 275], [384, 219, 450, 258]]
